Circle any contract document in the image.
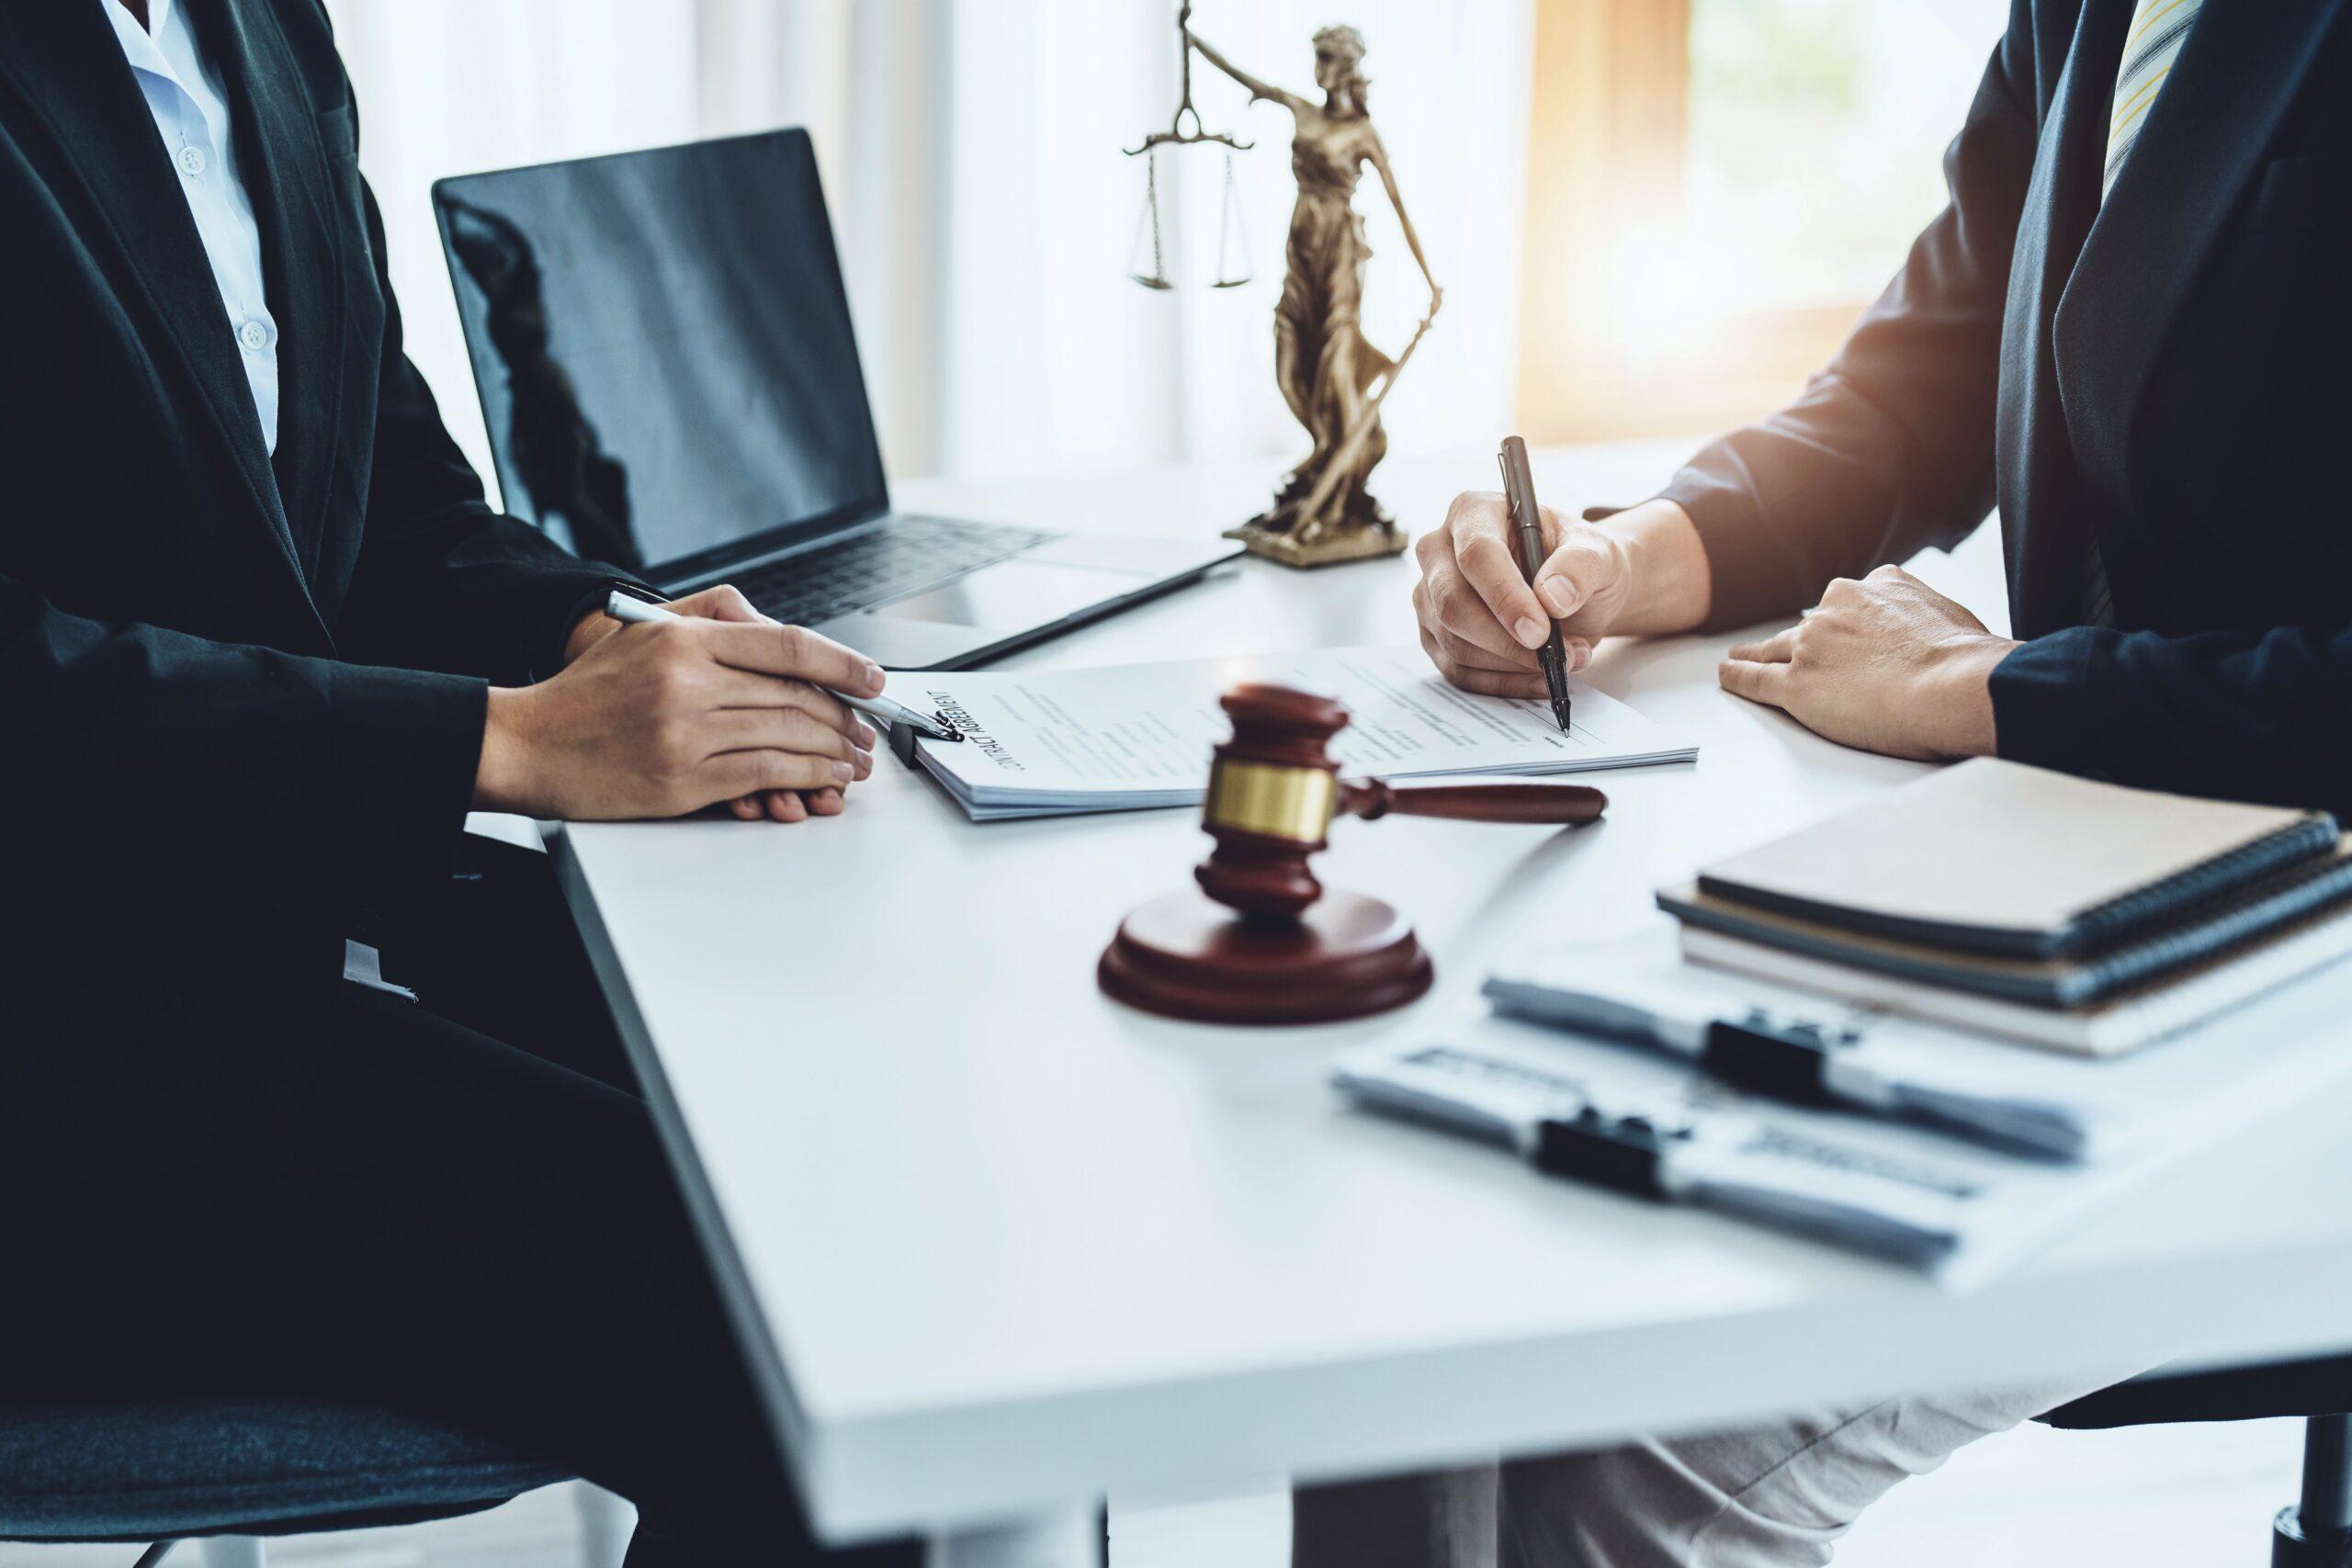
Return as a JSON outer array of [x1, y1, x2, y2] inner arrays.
[[905, 645, 1697, 820]]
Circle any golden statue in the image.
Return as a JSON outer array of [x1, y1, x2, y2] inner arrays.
[[1187, 17, 1442, 567]]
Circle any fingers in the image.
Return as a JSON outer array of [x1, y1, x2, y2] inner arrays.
[[1718, 653, 1792, 706], [1725, 626, 1799, 664], [1533, 531, 1619, 629], [1417, 575, 1532, 665], [704, 709, 867, 774], [699, 666, 875, 746], [1436, 492, 1553, 649], [704, 621, 887, 697], [736, 788, 843, 825], [667, 583, 767, 624], [704, 749, 863, 797], [1444, 662, 1554, 700]]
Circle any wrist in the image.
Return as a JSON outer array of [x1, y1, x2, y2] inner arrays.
[[1604, 498, 1712, 635], [564, 607, 622, 667], [1929, 636, 2018, 759], [473, 685, 542, 815]]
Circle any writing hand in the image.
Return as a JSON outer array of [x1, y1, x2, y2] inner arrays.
[[482, 598, 881, 821], [1717, 564, 2016, 761], [1412, 491, 1633, 697]]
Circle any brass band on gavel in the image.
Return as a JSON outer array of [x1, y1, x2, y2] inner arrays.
[[1204, 758, 1340, 845]]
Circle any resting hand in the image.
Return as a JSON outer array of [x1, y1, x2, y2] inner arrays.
[[1716, 565, 2017, 761], [481, 593, 881, 821], [559, 585, 874, 821]]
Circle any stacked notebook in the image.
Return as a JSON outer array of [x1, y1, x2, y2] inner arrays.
[[1657, 759, 2352, 1055]]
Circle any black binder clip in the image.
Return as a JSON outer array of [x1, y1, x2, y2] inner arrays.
[[1701, 1009, 1861, 1109], [888, 718, 925, 768], [1532, 1103, 1691, 1200]]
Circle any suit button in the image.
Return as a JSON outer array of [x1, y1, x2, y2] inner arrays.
[[177, 143, 209, 177]]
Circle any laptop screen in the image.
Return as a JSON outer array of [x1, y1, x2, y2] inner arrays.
[[434, 129, 888, 581]]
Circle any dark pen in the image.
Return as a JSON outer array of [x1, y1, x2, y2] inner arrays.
[[1498, 434, 1572, 732]]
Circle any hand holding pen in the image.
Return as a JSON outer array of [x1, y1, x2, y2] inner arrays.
[[1410, 470, 1713, 704], [473, 587, 900, 824]]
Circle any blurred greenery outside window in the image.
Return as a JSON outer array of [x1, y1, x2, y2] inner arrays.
[[1680, 0, 2012, 315], [1518, 0, 2011, 441]]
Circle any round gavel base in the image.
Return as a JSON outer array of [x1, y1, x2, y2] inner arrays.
[[1099, 887, 1433, 1024]]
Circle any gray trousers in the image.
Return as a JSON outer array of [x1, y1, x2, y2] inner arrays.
[[1292, 1371, 2133, 1567]]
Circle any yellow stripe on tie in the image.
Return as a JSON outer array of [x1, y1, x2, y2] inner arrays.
[[2123, 0, 2196, 51], [2109, 64, 2173, 142]]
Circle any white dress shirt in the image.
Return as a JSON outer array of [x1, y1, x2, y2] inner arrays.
[[101, 2, 404, 992], [100, 0, 280, 455]]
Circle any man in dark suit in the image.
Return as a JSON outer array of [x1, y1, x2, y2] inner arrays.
[[1368, 0, 2350, 1562], [3, 2, 914, 1562], [1415, 0, 2350, 812]]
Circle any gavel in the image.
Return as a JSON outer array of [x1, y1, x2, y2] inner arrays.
[[1099, 683, 1607, 1024]]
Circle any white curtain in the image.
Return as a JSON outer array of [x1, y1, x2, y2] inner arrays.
[[325, 0, 1533, 495]]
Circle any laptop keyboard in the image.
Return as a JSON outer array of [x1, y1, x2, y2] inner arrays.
[[726, 516, 1057, 626]]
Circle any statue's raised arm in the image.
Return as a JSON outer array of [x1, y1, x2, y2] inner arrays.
[[1366, 130, 1442, 317], [1185, 23, 1309, 116]]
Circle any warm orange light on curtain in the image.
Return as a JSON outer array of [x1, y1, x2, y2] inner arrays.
[[1515, 0, 1861, 444]]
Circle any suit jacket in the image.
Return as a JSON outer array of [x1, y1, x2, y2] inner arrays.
[[1660, 0, 2352, 811], [0, 0, 628, 1007]]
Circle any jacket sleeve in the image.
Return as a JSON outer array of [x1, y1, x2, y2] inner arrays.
[[1652, 2, 2043, 631], [330, 148, 641, 685], [1992, 624, 2352, 812], [1, 570, 487, 955]]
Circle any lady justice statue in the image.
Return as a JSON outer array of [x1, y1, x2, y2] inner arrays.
[[1185, 17, 1442, 567]]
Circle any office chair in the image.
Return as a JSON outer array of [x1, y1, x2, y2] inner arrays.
[[0, 1398, 568, 1566], [2044, 1355, 2352, 1565]]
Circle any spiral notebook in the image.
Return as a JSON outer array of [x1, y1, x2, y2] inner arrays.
[[1659, 840, 2352, 1010], [1692, 758, 2340, 960]]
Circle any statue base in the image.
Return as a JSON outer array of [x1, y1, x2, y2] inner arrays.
[[1224, 518, 1409, 570]]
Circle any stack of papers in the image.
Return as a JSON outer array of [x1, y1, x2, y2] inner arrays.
[[900, 646, 1697, 820]]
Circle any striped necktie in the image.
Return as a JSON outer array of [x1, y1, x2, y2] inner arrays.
[[2106, 0, 2205, 197], [2080, 0, 2205, 625]]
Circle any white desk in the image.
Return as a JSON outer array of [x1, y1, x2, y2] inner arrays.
[[551, 444, 2352, 1550]]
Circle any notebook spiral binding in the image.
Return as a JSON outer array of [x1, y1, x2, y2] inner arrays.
[[2064, 814, 2340, 957]]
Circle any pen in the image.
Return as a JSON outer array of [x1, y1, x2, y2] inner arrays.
[[1498, 434, 1572, 733], [600, 590, 963, 742]]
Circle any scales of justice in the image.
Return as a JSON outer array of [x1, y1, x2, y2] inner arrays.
[[1126, 3, 1443, 569]]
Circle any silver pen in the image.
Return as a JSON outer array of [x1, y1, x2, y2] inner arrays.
[[601, 590, 963, 742]]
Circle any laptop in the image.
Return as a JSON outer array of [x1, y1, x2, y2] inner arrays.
[[432, 129, 1237, 670]]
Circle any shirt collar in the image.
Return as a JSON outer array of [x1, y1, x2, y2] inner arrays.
[[97, 0, 193, 87]]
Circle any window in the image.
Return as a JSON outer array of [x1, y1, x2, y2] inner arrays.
[[1517, 0, 2010, 443]]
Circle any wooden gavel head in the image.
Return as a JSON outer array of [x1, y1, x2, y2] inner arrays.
[[1196, 683, 1608, 920], [1098, 682, 1606, 1026]]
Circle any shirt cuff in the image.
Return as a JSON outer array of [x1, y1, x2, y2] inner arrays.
[[1987, 627, 2112, 781], [537, 575, 650, 682]]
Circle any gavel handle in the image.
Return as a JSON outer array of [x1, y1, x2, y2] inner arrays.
[[1339, 778, 1608, 825]]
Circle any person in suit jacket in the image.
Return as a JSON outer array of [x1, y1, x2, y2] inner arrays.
[[2, 2, 912, 1562], [1415, 0, 2351, 814], [1366, 0, 2349, 1562]]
